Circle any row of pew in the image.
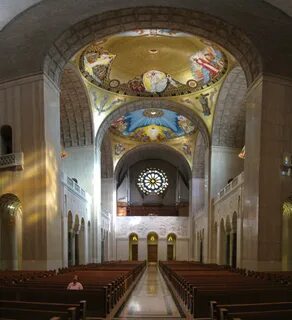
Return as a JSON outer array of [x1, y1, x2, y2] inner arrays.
[[159, 261, 292, 320], [0, 261, 146, 319]]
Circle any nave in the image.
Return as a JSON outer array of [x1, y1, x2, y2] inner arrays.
[[115, 264, 184, 320], [0, 260, 291, 319]]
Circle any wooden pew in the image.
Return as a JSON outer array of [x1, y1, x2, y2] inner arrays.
[[0, 300, 86, 320], [224, 309, 292, 319], [210, 301, 292, 320], [0, 306, 76, 320]]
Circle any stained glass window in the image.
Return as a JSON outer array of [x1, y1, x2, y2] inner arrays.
[[137, 168, 168, 195]]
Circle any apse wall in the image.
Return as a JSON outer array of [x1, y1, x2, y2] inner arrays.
[[115, 216, 190, 260], [129, 160, 177, 206]]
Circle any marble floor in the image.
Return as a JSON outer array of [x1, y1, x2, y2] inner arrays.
[[115, 264, 185, 319]]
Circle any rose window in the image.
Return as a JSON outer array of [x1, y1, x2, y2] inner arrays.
[[137, 168, 168, 195]]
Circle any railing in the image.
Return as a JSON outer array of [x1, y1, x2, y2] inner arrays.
[[0, 153, 24, 169], [61, 172, 88, 200], [214, 172, 244, 203]]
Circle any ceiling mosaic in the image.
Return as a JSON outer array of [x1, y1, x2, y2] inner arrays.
[[109, 108, 198, 169], [79, 29, 228, 97], [110, 109, 196, 142]]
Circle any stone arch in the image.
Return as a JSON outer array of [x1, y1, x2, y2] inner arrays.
[[212, 66, 247, 148], [147, 231, 158, 262], [115, 143, 192, 183], [0, 193, 22, 270], [44, 7, 261, 86], [167, 233, 177, 261], [60, 64, 94, 147], [96, 99, 210, 149], [129, 232, 139, 261]]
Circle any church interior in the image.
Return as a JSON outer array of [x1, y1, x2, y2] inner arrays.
[[0, 1, 292, 319]]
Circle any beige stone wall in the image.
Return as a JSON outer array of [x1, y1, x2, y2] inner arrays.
[[243, 75, 292, 271], [0, 74, 62, 270]]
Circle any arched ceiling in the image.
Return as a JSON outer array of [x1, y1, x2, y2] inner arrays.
[[79, 31, 228, 97], [1, 1, 292, 33], [115, 144, 191, 185], [0, 0, 42, 31], [212, 66, 247, 148], [60, 64, 93, 147], [110, 108, 196, 142], [1, 1, 292, 84]]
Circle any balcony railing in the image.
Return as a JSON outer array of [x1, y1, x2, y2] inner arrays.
[[0, 153, 24, 170], [214, 172, 244, 203], [60, 171, 88, 200]]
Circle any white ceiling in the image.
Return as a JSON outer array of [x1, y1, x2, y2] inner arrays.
[[0, 0, 42, 31]]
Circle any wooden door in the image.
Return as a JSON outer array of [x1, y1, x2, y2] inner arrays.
[[132, 244, 138, 261], [167, 244, 174, 261], [148, 244, 158, 262]]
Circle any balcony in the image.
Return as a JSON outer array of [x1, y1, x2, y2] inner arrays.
[[0, 153, 24, 170], [214, 172, 244, 203], [60, 171, 88, 200]]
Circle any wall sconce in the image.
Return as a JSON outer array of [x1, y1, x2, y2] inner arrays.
[[281, 153, 292, 176]]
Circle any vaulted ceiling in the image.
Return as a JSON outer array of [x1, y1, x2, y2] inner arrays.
[[60, 64, 93, 147]]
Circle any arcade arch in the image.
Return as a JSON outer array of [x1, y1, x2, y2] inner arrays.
[[0, 194, 22, 270]]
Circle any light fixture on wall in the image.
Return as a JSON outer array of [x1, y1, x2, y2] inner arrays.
[[281, 152, 292, 177]]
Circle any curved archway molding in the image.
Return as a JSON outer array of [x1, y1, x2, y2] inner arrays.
[[95, 99, 210, 149], [43, 7, 261, 87]]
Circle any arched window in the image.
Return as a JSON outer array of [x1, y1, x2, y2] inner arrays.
[[0, 125, 12, 155]]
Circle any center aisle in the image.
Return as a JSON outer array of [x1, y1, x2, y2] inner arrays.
[[115, 264, 184, 319]]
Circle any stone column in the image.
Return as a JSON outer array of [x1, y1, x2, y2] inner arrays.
[[0, 74, 62, 270], [93, 148, 102, 262], [243, 75, 292, 271]]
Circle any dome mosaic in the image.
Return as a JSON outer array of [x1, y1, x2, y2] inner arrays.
[[110, 108, 196, 142], [79, 29, 228, 97]]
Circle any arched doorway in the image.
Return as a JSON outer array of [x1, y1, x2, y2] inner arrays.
[[147, 232, 158, 263], [231, 212, 237, 268], [0, 194, 22, 270], [73, 215, 80, 265], [78, 218, 86, 264], [67, 211, 73, 266], [219, 219, 226, 265], [167, 233, 176, 261], [225, 216, 231, 266], [129, 233, 138, 261], [282, 197, 292, 270]]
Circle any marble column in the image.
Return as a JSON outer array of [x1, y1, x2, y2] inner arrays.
[[243, 75, 292, 271]]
